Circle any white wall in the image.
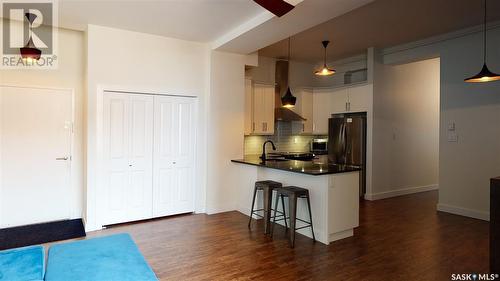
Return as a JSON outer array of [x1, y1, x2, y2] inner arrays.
[[371, 58, 440, 199], [85, 25, 211, 230], [0, 26, 85, 220], [206, 51, 256, 213], [382, 25, 500, 220]]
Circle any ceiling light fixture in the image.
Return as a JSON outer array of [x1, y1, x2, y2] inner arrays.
[[281, 37, 296, 108], [315, 40, 335, 76], [464, 0, 500, 83], [20, 12, 42, 62]]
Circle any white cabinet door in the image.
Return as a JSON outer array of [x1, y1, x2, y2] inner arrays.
[[103, 92, 154, 225], [294, 88, 313, 134], [253, 83, 275, 135], [330, 88, 349, 114], [244, 79, 253, 135], [153, 96, 196, 217], [263, 85, 275, 134], [347, 84, 371, 112]]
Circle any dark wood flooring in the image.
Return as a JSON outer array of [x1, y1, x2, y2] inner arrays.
[[65, 191, 489, 280]]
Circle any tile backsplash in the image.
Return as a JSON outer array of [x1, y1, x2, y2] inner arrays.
[[244, 122, 327, 155]]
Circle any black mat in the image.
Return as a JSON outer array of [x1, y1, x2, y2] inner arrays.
[[0, 219, 86, 250]]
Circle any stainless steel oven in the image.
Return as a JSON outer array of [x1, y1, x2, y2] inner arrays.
[[310, 138, 328, 155]]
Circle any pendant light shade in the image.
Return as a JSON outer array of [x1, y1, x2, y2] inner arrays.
[[281, 37, 296, 108], [281, 87, 297, 108], [20, 13, 42, 62], [464, 0, 500, 83], [20, 38, 42, 62], [315, 40, 335, 76], [465, 63, 500, 83]]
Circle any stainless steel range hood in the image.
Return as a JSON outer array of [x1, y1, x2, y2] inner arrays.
[[274, 60, 306, 122]]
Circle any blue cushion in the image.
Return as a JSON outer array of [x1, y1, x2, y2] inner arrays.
[[45, 233, 157, 281], [0, 245, 44, 281]]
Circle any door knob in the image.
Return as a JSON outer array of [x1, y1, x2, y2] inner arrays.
[[56, 157, 69, 161]]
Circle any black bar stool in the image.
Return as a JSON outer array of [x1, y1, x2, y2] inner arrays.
[[271, 186, 315, 248], [248, 180, 285, 234]]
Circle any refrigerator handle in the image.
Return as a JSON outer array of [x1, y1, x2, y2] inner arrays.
[[342, 122, 347, 163]]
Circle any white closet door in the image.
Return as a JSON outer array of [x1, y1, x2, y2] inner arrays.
[[153, 96, 196, 217], [102, 92, 153, 225]]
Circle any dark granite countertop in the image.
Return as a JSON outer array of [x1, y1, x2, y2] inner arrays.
[[231, 155, 361, 176]]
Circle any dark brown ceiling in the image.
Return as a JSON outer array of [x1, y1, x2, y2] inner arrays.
[[259, 0, 500, 63]]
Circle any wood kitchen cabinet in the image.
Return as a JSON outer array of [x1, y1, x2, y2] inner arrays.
[[252, 83, 275, 135]]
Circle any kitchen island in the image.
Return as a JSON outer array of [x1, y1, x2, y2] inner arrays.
[[231, 155, 360, 245]]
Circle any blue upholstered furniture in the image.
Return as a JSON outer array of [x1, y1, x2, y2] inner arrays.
[[0, 245, 44, 281], [45, 233, 157, 281]]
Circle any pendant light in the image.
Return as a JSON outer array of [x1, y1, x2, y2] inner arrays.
[[315, 40, 335, 76], [281, 37, 296, 108], [464, 0, 500, 83], [20, 13, 42, 62]]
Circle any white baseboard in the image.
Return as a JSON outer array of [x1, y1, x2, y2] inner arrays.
[[365, 184, 438, 201], [437, 203, 490, 221], [328, 229, 354, 243]]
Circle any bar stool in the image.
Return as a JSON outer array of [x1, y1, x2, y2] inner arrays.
[[271, 186, 315, 248], [248, 180, 285, 234]]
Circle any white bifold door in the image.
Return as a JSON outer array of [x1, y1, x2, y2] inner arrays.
[[102, 92, 196, 226], [153, 96, 196, 217]]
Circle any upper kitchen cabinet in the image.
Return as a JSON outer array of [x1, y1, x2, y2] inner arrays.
[[252, 83, 275, 135], [346, 84, 371, 113], [244, 78, 253, 135], [312, 83, 372, 134], [293, 88, 313, 134], [313, 88, 347, 134]]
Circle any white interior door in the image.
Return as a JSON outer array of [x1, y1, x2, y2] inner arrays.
[[0, 86, 73, 227], [102, 92, 153, 225], [153, 96, 196, 217]]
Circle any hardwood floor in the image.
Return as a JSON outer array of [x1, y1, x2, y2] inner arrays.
[[77, 191, 488, 280]]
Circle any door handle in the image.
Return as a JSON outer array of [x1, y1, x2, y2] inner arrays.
[[56, 157, 69, 161]]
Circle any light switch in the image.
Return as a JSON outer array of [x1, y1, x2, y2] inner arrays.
[[448, 121, 456, 131], [447, 132, 458, 142]]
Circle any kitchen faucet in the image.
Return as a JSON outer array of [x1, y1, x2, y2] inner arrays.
[[261, 140, 276, 162]]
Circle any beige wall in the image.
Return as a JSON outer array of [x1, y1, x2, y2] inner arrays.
[[206, 51, 253, 213], [383, 26, 500, 220], [372, 58, 440, 197], [0, 26, 85, 220], [85, 24, 211, 230]]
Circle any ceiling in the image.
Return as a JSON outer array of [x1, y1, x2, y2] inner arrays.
[[259, 0, 500, 63], [58, 0, 264, 43]]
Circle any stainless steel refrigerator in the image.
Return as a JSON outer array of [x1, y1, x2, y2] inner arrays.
[[328, 112, 367, 197]]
